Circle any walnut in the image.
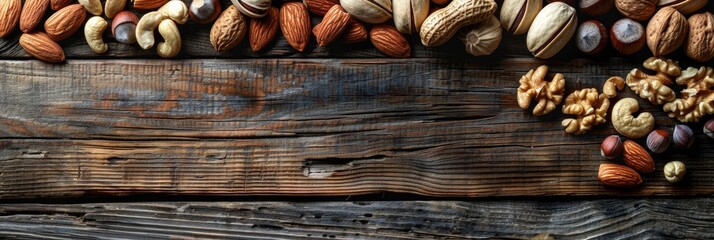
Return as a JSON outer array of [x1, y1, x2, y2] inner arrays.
[[663, 66, 714, 122], [517, 65, 566, 116], [561, 88, 610, 135], [626, 57, 678, 105]]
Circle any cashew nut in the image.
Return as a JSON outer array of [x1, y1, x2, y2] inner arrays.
[[136, 0, 188, 49], [105, 0, 126, 18], [84, 16, 108, 54], [611, 98, 655, 139], [157, 19, 181, 58], [158, 0, 189, 24], [603, 76, 625, 99], [79, 0, 103, 16]]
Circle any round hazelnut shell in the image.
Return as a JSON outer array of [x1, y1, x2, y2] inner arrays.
[[611, 18, 645, 55], [579, 0, 614, 17], [575, 20, 608, 55], [111, 11, 139, 37], [190, 0, 222, 24]]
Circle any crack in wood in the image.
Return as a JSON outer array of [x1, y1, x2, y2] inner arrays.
[[302, 155, 388, 178]]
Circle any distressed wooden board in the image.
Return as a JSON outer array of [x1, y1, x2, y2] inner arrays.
[[0, 199, 713, 239], [0, 58, 713, 199], [0, 1, 712, 61]]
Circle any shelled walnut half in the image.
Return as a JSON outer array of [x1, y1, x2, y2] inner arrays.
[[562, 88, 610, 135], [517, 65, 566, 116], [626, 57, 678, 105], [663, 66, 714, 122]]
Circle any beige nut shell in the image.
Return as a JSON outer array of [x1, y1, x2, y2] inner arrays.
[[230, 0, 271, 18], [657, 0, 708, 15], [340, 0, 392, 24], [646, 7, 688, 57], [393, 0, 429, 34], [458, 15, 502, 56], [526, 2, 577, 59], [686, 12, 714, 62], [500, 0, 542, 35]]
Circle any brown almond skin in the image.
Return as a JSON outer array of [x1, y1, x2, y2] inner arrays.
[[20, 0, 50, 33], [341, 21, 368, 43], [210, 5, 247, 52], [249, 7, 279, 52], [687, 12, 714, 62], [19, 32, 65, 63], [50, 0, 73, 10], [313, 5, 351, 46], [45, 4, 87, 41], [623, 140, 655, 173], [370, 24, 410, 58], [303, 0, 339, 16], [0, 0, 21, 37], [598, 163, 643, 188], [132, 0, 170, 10], [280, 2, 311, 52]]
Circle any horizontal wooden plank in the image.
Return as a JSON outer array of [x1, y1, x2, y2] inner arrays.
[[1, 58, 713, 198], [0, 0, 712, 61], [0, 199, 713, 239]]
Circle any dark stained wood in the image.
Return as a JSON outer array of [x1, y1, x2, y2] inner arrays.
[[0, 58, 713, 199], [0, 199, 713, 239]]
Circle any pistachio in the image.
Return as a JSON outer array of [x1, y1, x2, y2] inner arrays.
[[526, 2, 577, 59], [500, 0, 542, 35], [340, 0, 392, 24], [393, 0, 429, 34], [657, 0, 708, 15]]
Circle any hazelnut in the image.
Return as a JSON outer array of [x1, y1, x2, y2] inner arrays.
[[601, 135, 624, 159], [673, 124, 694, 149], [190, 0, 222, 24], [579, 0, 614, 17], [663, 160, 686, 183], [646, 129, 670, 153], [611, 18, 645, 55], [646, 7, 688, 57], [704, 119, 714, 139], [111, 11, 139, 44], [575, 20, 608, 55], [615, 0, 656, 21]]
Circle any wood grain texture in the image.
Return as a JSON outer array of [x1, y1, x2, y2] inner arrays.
[[0, 58, 713, 199], [0, 199, 713, 239]]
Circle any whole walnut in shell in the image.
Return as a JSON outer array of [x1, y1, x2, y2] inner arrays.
[[646, 7, 688, 56], [517, 65, 566, 116], [687, 12, 714, 62], [615, 0, 656, 21], [561, 88, 610, 135]]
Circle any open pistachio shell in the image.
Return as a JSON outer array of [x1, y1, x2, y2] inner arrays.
[[340, 0, 392, 24], [393, 0, 429, 34], [230, 0, 271, 18], [526, 2, 577, 59], [500, 0, 542, 35]]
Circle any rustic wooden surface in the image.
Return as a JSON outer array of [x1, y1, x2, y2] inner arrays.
[[1, 199, 713, 239], [1, 0, 714, 238]]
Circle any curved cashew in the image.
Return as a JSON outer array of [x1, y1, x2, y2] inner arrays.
[[79, 0, 103, 16], [157, 19, 181, 58], [136, 0, 188, 50], [603, 76, 625, 99], [84, 16, 108, 54], [158, 0, 189, 24], [105, 0, 126, 18], [611, 98, 655, 139]]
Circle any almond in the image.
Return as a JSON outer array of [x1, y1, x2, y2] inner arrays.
[[623, 140, 655, 173], [210, 5, 247, 52], [341, 21, 368, 43], [45, 4, 87, 41], [313, 5, 351, 46], [303, 0, 339, 16], [280, 2, 311, 52], [132, 0, 169, 10], [51, 0, 73, 10], [598, 163, 643, 188], [0, 0, 21, 37], [370, 24, 410, 58], [249, 7, 279, 52], [20, 32, 65, 63], [20, 0, 50, 33]]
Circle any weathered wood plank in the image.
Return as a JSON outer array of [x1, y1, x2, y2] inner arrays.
[[0, 199, 713, 239], [0, 58, 713, 198], [1, 1, 712, 61]]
